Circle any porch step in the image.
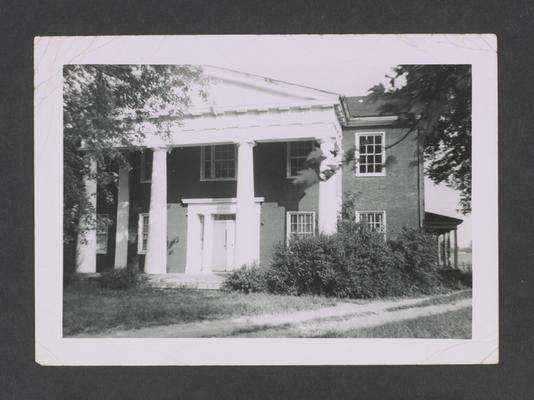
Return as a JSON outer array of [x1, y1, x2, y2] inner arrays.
[[146, 273, 229, 290]]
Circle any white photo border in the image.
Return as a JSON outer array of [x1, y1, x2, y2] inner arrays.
[[34, 34, 498, 365]]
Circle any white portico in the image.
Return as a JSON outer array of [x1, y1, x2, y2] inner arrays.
[[76, 66, 345, 274]]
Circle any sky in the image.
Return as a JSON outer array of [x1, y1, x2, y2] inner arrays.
[[212, 63, 472, 247]]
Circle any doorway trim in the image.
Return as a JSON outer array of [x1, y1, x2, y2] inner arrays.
[[182, 197, 264, 274]]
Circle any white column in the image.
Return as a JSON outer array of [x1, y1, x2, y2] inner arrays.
[[144, 147, 168, 274], [185, 211, 207, 274], [114, 166, 130, 269], [234, 140, 258, 267], [202, 214, 214, 272], [76, 157, 97, 273], [318, 138, 340, 234]]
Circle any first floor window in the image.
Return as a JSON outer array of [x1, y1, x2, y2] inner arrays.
[[357, 211, 386, 235], [287, 141, 314, 178], [140, 149, 153, 183], [137, 213, 149, 254], [287, 211, 316, 242], [201, 144, 237, 180], [355, 132, 385, 176], [96, 214, 109, 254]]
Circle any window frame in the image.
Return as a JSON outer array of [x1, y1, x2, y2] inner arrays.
[[354, 131, 386, 177], [140, 149, 152, 183], [286, 141, 314, 179], [137, 213, 149, 254], [356, 210, 387, 238], [96, 214, 109, 254], [286, 211, 316, 243], [200, 144, 238, 181]]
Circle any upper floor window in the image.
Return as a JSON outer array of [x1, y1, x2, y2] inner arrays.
[[201, 145, 237, 181], [287, 141, 314, 178], [96, 214, 109, 254], [140, 149, 153, 183], [357, 211, 386, 236], [355, 132, 385, 176], [286, 211, 316, 242], [137, 213, 149, 254]]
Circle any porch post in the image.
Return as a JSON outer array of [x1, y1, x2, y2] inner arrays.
[[454, 229, 459, 269], [318, 137, 340, 234], [114, 165, 130, 269], [144, 147, 168, 274], [76, 157, 97, 273], [234, 140, 258, 267]]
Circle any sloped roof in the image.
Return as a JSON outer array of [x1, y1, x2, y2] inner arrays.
[[344, 95, 395, 118], [424, 212, 463, 233]]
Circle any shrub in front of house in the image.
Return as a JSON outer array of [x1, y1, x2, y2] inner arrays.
[[223, 222, 450, 299], [99, 266, 142, 290], [388, 228, 442, 292], [266, 234, 350, 297], [265, 222, 408, 299], [222, 263, 268, 294]]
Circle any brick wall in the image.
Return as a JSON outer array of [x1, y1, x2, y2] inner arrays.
[[342, 126, 424, 236]]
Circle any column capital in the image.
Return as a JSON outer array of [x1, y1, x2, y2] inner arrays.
[[234, 140, 256, 148], [149, 145, 171, 152], [316, 136, 337, 145]]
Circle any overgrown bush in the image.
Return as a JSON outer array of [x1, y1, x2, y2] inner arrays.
[[222, 263, 267, 294], [388, 228, 441, 292], [264, 222, 409, 299], [99, 266, 142, 290], [266, 234, 348, 297], [223, 219, 457, 299]]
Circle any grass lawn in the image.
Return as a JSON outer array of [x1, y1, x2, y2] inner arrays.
[[63, 280, 338, 336], [321, 307, 472, 339]]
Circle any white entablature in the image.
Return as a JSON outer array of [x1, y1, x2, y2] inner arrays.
[[135, 65, 345, 148]]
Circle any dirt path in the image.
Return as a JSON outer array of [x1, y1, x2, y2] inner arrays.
[[74, 290, 471, 338]]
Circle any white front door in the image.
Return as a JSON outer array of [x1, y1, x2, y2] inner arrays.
[[211, 214, 236, 271]]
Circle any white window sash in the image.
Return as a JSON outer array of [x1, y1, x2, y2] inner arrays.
[[286, 141, 314, 178], [356, 211, 387, 238], [354, 131, 386, 177], [200, 145, 237, 181], [137, 213, 149, 254], [286, 211, 316, 243]]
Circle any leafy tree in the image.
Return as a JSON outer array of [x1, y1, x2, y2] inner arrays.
[[63, 64, 205, 251], [369, 65, 472, 213]]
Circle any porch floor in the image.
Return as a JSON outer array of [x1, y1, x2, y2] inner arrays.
[[146, 272, 230, 290]]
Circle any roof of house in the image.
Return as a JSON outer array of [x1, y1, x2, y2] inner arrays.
[[343, 96, 394, 118], [424, 212, 463, 233]]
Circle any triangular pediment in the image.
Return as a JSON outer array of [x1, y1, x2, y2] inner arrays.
[[188, 65, 341, 109]]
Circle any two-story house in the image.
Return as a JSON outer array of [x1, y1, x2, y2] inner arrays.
[[75, 66, 433, 275]]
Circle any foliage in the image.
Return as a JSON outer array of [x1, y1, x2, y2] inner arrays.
[[262, 223, 407, 299], [99, 266, 143, 290], [63, 64, 206, 248], [388, 228, 441, 291], [222, 263, 268, 294], [266, 235, 349, 297], [224, 217, 455, 299], [369, 65, 472, 213]]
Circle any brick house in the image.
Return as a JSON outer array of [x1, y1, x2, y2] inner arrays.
[[75, 66, 457, 274]]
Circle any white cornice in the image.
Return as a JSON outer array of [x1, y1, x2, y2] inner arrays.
[[345, 116, 399, 127], [182, 197, 265, 204]]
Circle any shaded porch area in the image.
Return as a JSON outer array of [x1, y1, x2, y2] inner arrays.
[[424, 212, 463, 269]]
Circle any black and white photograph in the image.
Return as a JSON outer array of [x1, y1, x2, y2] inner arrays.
[[34, 35, 498, 365]]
